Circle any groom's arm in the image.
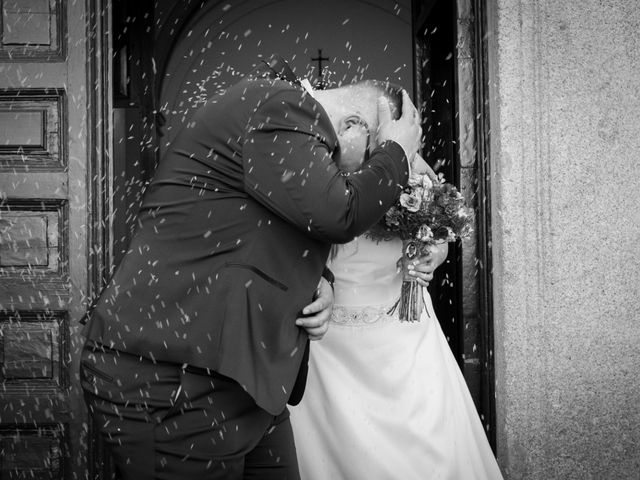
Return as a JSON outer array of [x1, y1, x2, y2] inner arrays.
[[243, 90, 409, 244]]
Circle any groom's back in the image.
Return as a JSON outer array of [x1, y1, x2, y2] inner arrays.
[[82, 76, 333, 415]]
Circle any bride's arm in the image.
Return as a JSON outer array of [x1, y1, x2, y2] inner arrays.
[[428, 242, 449, 269]]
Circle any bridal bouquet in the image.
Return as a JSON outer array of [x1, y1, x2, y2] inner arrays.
[[367, 166, 474, 322]]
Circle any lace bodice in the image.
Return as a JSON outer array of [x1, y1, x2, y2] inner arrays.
[[328, 236, 403, 325]]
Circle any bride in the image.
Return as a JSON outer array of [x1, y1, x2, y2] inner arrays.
[[289, 159, 504, 479]]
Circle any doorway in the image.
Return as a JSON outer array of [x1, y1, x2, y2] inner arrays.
[[412, 0, 496, 446], [88, 0, 495, 474]]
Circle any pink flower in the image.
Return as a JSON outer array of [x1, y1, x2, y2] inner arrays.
[[400, 192, 422, 212]]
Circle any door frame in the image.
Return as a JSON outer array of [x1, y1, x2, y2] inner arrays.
[[412, 0, 496, 449], [471, 0, 497, 450], [87, 0, 113, 290], [85, 0, 115, 476]]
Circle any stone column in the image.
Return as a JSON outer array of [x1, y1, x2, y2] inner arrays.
[[489, 0, 640, 478]]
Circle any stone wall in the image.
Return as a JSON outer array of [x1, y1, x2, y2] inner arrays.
[[489, 0, 640, 478]]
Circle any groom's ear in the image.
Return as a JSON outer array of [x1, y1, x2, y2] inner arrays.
[[336, 115, 369, 151], [337, 115, 368, 135], [338, 113, 367, 135], [336, 115, 369, 173]]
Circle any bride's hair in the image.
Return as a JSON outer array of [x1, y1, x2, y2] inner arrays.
[[329, 244, 339, 262]]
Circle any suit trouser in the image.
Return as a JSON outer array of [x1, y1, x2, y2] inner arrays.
[[80, 342, 300, 479]]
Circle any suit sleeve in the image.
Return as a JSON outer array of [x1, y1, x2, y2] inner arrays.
[[242, 90, 409, 243]]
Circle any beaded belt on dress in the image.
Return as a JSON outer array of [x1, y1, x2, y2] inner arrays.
[[330, 303, 399, 326]]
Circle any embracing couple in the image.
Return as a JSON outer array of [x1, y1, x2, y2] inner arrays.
[[80, 54, 503, 479]]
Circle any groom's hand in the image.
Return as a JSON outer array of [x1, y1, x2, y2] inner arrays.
[[376, 90, 422, 164], [295, 277, 334, 341]]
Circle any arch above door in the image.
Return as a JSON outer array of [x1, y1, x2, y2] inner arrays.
[[154, 0, 412, 152]]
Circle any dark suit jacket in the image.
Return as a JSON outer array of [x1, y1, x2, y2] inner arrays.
[[82, 55, 409, 415]]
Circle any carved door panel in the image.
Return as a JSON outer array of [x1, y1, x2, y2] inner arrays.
[[0, 1, 89, 478]]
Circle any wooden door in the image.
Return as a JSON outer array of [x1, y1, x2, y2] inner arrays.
[[0, 0, 90, 478]]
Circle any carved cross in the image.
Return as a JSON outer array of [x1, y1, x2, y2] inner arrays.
[[311, 49, 330, 88]]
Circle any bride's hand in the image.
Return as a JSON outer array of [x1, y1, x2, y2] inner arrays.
[[295, 277, 334, 341], [398, 242, 449, 287]]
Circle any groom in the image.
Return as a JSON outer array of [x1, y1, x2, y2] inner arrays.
[[80, 54, 422, 479]]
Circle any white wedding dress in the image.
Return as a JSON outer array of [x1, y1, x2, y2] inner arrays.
[[289, 236, 503, 480]]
